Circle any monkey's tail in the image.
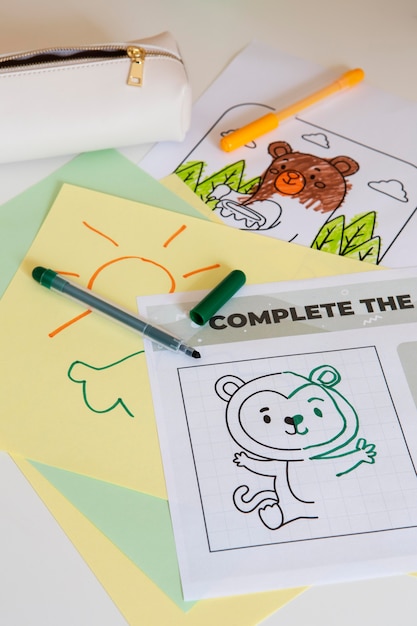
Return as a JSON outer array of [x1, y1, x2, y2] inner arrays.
[[233, 485, 278, 513]]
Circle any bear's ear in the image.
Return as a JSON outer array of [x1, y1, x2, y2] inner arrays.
[[268, 141, 292, 159], [309, 365, 341, 388], [215, 375, 245, 402], [329, 156, 359, 177]]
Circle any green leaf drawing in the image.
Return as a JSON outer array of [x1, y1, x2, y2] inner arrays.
[[341, 212, 377, 256], [175, 161, 205, 192], [196, 161, 246, 206], [312, 215, 344, 255], [343, 237, 381, 264], [175, 160, 260, 208], [312, 211, 380, 264], [238, 176, 261, 195]]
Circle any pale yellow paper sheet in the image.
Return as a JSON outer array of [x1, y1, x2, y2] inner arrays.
[[0, 184, 376, 497]]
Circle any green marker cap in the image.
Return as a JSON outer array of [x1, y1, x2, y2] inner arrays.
[[32, 266, 57, 289], [189, 269, 246, 326]]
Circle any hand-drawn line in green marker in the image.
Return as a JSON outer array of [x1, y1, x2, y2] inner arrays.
[[68, 350, 144, 418]]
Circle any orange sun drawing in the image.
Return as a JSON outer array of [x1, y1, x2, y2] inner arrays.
[[48, 220, 221, 338]]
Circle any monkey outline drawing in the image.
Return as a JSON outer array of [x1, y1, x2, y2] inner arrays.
[[215, 364, 376, 530]]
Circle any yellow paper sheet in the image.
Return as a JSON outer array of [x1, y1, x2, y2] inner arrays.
[[13, 455, 303, 626], [0, 184, 376, 496]]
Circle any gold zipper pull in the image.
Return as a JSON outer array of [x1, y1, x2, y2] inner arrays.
[[126, 46, 145, 86]]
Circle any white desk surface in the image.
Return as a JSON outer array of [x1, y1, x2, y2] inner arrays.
[[1, 1, 417, 624]]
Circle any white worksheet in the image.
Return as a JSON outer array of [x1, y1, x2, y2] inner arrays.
[[139, 267, 417, 600]]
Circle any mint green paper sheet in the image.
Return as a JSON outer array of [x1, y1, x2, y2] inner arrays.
[[0, 149, 205, 297], [30, 461, 195, 612]]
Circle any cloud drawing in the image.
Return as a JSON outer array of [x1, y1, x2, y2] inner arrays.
[[301, 132, 330, 148], [368, 179, 408, 202]]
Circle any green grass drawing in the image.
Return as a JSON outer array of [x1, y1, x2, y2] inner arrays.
[[176, 160, 381, 264]]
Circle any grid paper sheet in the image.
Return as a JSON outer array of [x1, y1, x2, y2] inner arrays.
[[139, 267, 417, 600]]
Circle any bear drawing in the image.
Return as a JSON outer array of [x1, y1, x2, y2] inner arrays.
[[210, 141, 359, 243], [215, 365, 376, 530], [246, 141, 359, 213]]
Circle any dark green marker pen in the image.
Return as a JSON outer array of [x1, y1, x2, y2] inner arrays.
[[32, 266, 201, 359]]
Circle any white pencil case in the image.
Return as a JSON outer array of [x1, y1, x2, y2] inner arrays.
[[0, 31, 192, 163]]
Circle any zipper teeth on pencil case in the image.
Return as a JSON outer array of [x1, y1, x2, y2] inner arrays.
[[0, 45, 183, 87], [0, 45, 182, 69]]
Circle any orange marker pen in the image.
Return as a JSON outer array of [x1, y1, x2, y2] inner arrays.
[[220, 68, 365, 152]]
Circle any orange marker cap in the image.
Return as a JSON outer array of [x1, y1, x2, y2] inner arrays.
[[338, 68, 365, 88], [220, 112, 278, 152]]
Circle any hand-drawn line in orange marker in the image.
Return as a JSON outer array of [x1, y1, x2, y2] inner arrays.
[[82, 221, 119, 246], [49, 310, 92, 337], [49, 256, 177, 338], [163, 224, 187, 247], [54, 271, 81, 278], [86, 256, 176, 291], [183, 264, 221, 278]]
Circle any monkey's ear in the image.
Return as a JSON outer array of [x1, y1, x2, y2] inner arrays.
[[215, 375, 245, 402], [268, 141, 292, 159], [309, 365, 341, 388], [329, 156, 359, 177]]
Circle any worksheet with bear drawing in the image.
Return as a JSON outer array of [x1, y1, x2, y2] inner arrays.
[[141, 41, 417, 269], [138, 267, 417, 600]]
